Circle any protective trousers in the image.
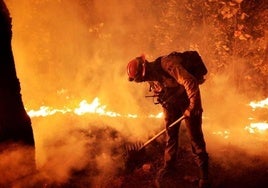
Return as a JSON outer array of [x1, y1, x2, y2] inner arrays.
[[162, 103, 209, 179]]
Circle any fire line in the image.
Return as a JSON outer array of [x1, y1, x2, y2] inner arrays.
[[26, 97, 268, 135]]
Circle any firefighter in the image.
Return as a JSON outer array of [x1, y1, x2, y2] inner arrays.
[[126, 53, 210, 188]]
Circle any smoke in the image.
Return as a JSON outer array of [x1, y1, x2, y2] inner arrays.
[[201, 72, 266, 150], [3, 0, 268, 186], [0, 143, 37, 187], [6, 0, 157, 113], [200, 73, 268, 181]]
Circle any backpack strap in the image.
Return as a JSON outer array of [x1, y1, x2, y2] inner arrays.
[[153, 56, 173, 80]]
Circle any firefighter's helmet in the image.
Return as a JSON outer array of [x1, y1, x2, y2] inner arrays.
[[127, 56, 146, 82]]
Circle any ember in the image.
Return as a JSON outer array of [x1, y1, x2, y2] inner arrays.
[[212, 130, 230, 139]]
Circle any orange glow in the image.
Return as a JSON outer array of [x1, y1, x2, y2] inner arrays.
[[148, 112, 163, 119], [212, 130, 230, 139]]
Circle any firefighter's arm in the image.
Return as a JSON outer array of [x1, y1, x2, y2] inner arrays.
[[161, 55, 202, 117]]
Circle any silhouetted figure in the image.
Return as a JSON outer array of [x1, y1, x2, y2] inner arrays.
[[127, 51, 209, 188]]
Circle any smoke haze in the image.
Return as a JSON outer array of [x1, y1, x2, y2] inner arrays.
[[2, 0, 268, 186]]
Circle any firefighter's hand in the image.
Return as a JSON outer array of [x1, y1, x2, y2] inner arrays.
[[184, 108, 202, 117], [183, 109, 191, 117]]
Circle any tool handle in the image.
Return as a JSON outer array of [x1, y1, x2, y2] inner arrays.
[[139, 115, 185, 151]]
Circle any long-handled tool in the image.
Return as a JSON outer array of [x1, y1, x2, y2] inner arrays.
[[138, 115, 185, 151], [124, 115, 185, 172]]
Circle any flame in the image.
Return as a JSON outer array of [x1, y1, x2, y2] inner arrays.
[[245, 122, 268, 134], [209, 97, 268, 139], [27, 97, 268, 138], [27, 97, 163, 119], [246, 97, 268, 134], [27, 106, 71, 117], [74, 98, 121, 117], [249, 98, 268, 110]]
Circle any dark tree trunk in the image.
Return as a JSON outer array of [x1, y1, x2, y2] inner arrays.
[[0, 0, 34, 146], [0, 0, 36, 186]]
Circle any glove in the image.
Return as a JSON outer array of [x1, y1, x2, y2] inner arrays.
[[184, 108, 202, 117], [183, 109, 191, 117]]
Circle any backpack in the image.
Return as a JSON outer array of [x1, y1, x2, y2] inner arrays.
[[168, 51, 208, 84]]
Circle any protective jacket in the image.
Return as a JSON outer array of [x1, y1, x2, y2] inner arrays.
[[148, 53, 202, 114]]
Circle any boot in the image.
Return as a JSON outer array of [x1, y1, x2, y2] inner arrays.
[[155, 166, 177, 188], [198, 163, 210, 188], [157, 165, 177, 179], [199, 178, 210, 188]]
